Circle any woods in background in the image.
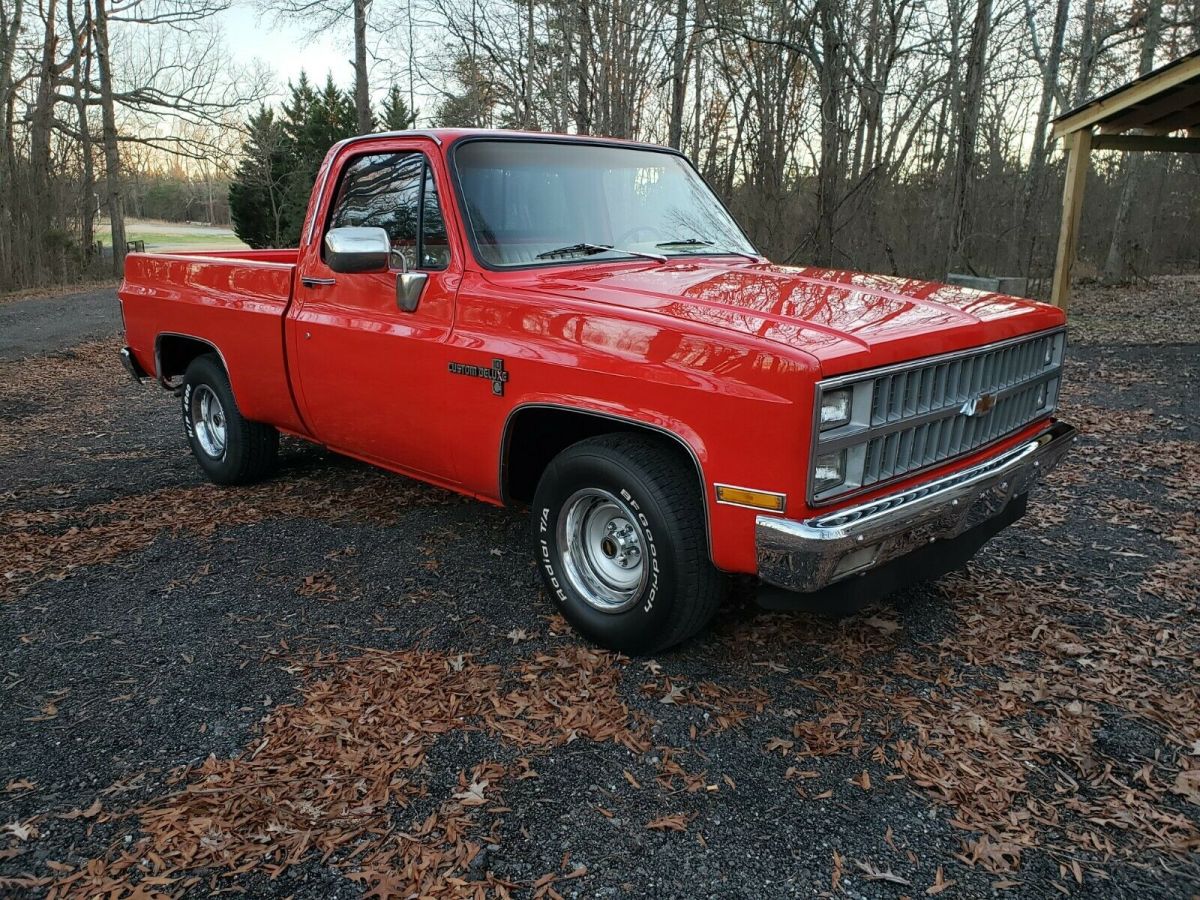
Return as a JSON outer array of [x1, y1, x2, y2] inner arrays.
[[1, 0, 264, 289], [2, 0, 1198, 293], [414, 0, 1199, 285]]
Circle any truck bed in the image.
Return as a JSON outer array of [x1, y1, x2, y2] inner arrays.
[[120, 248, 306, 433]]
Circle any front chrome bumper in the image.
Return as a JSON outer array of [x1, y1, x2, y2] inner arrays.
[[756, 421, 1077, 593]]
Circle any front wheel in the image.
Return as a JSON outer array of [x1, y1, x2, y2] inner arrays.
[[531, 434, 724, 654], [181, 354, 278, 485]]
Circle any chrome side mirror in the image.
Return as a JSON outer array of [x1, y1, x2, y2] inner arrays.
[[324, 226, 390, 273], [396, 271, 427, 312]]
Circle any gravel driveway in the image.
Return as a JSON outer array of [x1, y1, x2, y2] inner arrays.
[[0, 288, 120, 361], [1, 279, 1197, 898]]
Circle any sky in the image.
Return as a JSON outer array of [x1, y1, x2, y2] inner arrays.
[[219, 5, 354, 100]]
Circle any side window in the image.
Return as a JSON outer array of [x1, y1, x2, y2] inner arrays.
[[420, 164, 450, 269], [327, 151, 449, 271]]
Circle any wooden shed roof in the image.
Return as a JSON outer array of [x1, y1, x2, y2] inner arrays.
[[1052, 48, 1200, 140]]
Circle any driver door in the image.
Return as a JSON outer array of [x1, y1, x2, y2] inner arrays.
[[289, 147, 461, 483]]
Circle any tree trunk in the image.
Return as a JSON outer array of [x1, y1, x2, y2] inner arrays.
[[930, 4, 964, 178], [93, 0, 125, 276], [1102, 0, 1161, 283], [575, 0, 592, 133], [668, 0, 687, 149], [69, 0, 96, 260], [522, 0, 535, 127], [0, 0, 24, 171], [1073, 0, 1096, 106], [691, 0, 703, 161], [1018, 0, 1069, 276], [1027, 0, 1068, 174], [0, 0, 26, 288], [814, 0, 842, 267], [946, 0, 992, 273], [31, 0, 58, 278], [353, 0, 372, 132]]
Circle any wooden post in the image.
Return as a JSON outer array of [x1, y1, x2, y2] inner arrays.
[[1050, 127, 1092, 310]]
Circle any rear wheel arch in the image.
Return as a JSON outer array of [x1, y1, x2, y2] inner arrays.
[[500, 404, 713, 555], [155, 334, 229, 388]]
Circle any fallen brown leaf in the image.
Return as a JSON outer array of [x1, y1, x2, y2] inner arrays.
[[646, 814, 691, 832]]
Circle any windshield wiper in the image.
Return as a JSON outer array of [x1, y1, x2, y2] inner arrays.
[[655, 238, 759, 262], [535, 242, 666, 262], [656, 238, 714, 249]]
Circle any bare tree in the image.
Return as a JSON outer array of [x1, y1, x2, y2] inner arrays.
[[667, 0, 688, 149], [5, 0, 1200, 294], [92, 0, 126, 273], [946, 0, 992, 272], [66, 0, 97, 256], [1102, 0, 1163, 282]]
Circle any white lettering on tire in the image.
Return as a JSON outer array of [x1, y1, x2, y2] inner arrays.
[[619, 488, 661, 613], [182, 384, 195, 439], [539, 506, 568, 603]]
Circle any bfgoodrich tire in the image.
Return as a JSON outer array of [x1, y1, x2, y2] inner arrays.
[[181, 354, 278, 485], [532, 433, 724, 654]]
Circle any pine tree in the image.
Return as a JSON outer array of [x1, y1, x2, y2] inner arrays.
[[379, 86, 417, 131], [293, 76, 355, 166], [229, 107, 290, 249], [280, 73, 358, 245], [228, 72, 362, 249], [279, 71, 317, 149]]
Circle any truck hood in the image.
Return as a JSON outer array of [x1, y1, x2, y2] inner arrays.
[[513, 261, 1065, 376]]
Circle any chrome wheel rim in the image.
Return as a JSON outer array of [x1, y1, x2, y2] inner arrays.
[[190, 385, 227, 459], [557, 488, 648, 614]]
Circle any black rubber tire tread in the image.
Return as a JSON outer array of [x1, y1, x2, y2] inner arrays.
[[182, 354, 278, 486], [532, 432, 725, 653]]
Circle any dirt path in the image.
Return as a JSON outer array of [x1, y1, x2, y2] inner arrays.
[[0, 288, 121, 361]]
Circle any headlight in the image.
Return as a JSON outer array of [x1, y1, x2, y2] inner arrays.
[[813, 449, 847, 493], [819, 388, 852, 430]]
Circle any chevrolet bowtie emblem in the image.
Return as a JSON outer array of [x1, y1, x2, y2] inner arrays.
[[961, 392, 997, 417]]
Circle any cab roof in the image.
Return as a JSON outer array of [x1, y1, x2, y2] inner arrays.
[[342, 128, 676, 154]]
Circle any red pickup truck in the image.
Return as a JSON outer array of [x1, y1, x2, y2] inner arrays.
[[119, 129, 1076, 652]]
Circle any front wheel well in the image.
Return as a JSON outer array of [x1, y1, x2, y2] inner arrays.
[[501, 406, 707, 513], [156, 335, 223, 386]]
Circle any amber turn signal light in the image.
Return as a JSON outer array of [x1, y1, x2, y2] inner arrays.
[[715, 484, 787, 512]]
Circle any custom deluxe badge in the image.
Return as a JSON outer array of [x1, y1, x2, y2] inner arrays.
[[448, 358, 509, 396]]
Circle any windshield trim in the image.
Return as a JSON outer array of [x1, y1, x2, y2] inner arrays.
[[445, 133, 761, 273]]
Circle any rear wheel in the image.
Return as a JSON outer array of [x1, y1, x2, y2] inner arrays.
[[181, 354, 277, 485], [532, 433, 724, 654]]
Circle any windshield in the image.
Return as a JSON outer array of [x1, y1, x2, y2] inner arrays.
[[453, 140, 757, 268]]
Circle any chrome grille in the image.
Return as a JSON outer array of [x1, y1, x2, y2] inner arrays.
[[810, 329, 1065, 503]]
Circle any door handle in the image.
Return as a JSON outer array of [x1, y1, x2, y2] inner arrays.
[[301, 276, 336, 288]]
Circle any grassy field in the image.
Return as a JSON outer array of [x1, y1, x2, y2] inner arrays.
[[95, 218, 248, 252]]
